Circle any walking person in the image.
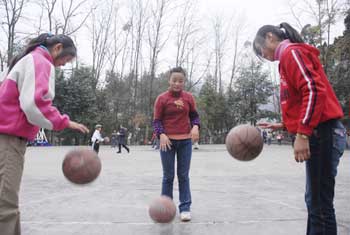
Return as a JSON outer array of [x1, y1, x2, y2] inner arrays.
[[254, 23, 346, 235], [0, 33, 89, 235], [117, 125, 129, 153], [153, 66, 200, 222]]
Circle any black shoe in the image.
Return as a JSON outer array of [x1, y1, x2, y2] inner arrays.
[[117, 151, 121, 153]]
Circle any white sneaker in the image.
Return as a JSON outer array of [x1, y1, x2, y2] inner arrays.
[[180, 211, 191, 222]]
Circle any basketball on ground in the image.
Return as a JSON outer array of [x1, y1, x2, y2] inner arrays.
[[148, 196, 176, 223], [62, 149, 102, 184], [225, 124, 264, 161]]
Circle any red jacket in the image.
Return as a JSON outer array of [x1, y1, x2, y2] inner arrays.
[[153, 90, 199, 137], [278, 43, 343, 136]]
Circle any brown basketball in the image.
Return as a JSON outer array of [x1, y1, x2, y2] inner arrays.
[[62, 149, 102, 184], [148, 196, 176, 223], [225, 124, 264, 161]]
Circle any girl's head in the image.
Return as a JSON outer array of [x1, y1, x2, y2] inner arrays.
[[168, 67, 186, 92], [253, 22, 304, 61], [9, 33, 77, 71]]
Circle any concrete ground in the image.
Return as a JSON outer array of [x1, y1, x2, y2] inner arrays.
[[20, 144, 350, 235]]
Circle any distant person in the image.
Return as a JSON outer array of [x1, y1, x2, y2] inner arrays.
[[117, 125, 130, 153], [262, 130, 267, 143], [111, 130, 118, 148], [255, 22, 346, 235], [0, 33, 89, 235], [153, 66, 200, 222], [91, 124, 106, 154]]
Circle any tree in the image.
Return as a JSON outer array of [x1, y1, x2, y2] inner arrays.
[[54, 66, 98, 145], [0, 0, 26, 65], [233, 59, 274, 125], [327, 9, 350, 117]]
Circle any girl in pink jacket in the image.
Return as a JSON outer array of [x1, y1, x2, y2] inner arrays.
[[0, 33, 89, 235]]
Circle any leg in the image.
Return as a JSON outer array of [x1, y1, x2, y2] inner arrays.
[[0, 135, 26, 235], [305, 120, 346, 235], [122, 144, 130, 153], [176, 139, 192, 213], [117, 144, 121, 153], [160, 142, 176, 199], [93, 142, 100, 154]]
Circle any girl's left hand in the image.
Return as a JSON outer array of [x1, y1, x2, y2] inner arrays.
[[191, 125, 199, 142], [293, 135, 310, 163]]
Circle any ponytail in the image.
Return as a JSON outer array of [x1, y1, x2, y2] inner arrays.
[[8, 33, 76, 72]]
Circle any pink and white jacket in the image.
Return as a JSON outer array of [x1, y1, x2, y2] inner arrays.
[[0, 47, 70, 140]]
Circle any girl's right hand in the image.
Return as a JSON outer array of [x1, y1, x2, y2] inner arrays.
[[257, 122, 284, 131], [68, 121, 89, 134], [160, 133, 172, 151]]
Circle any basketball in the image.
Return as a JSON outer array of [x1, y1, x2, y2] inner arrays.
[[62, 149, 102, 184], [104, 137, 110, 143], [225, 124, 264, 161], [148, 196, 176, 223]]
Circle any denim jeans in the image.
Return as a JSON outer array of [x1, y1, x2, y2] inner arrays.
[[160, 138, 192, 212], [305, 120, 346, 235]]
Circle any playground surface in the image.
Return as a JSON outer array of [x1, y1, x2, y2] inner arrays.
[[20, 144, 350, 235]]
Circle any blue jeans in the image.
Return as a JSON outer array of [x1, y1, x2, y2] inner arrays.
[[305, 120, 346, 235], [160, 138, 192, 212]]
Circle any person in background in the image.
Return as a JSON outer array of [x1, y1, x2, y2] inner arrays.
[[117, 125, 130, 153], [91, 124, 106, 154], [111, 130, 118, 148]]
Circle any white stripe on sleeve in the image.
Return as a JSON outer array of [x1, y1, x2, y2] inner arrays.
[[291, 50, 313, 125]]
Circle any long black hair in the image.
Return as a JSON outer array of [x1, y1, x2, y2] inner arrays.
[[253, 22, 304, 59], [8, 33, 77, 71]]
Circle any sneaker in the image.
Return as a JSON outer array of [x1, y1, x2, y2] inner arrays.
[[180, 211, 191, 222]]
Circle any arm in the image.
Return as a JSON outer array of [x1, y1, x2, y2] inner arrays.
[[18, 56, 69, 131], [189, 94, 200, 142], [153, 95, 171, 151], [285, 49, 327, 136]]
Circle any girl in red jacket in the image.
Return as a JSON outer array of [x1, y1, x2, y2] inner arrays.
[[254, 22, 346, 235], [153, 67, 200, 221]]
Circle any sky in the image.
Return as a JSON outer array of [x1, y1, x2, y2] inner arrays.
[[0, 0, 347, 79]]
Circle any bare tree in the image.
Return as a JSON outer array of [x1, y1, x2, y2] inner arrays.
[[0, 0, 26, 65], [147, 0, 172, 112], [211, 15, 230, 94], [229, 17, 246, 90], [59, 0, 92, 35], [89, 1, 114, 89]]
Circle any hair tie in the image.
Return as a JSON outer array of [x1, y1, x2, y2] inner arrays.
[[47, 32, 54, 38]]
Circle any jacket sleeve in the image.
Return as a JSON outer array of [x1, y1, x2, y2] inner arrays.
[[284, 48, 327, 136], [188, 94, 200, 128], [152, 95, 165, 137], [17, 56, 70, 131]]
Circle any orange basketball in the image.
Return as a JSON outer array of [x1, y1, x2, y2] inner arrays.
[[62, 149, 102, 184], [225, 124, 264, 161], [148, 196, 176, 223]]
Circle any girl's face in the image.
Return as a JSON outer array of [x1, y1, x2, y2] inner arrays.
[[169, 72, 185, 92], [255, 32, 279, 61], [50, 43, 75, 67]]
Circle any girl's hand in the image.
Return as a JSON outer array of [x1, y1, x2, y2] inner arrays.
[[257, 122, 284, 131], [160, 133, 172, 151], [191, 125, 199, 142], [68, 121, 89, 134], [293, 134, 310, 163]]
